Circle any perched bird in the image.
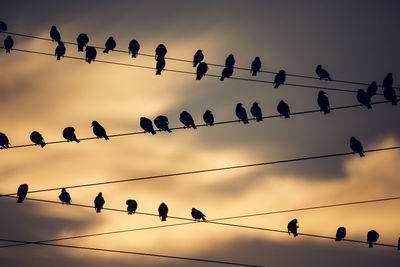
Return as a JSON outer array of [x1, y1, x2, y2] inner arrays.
[[0, 21, 7, 33], [50, 25, 61, 42], [220, 66, 233, 81], [383, 87, 397, 105], [91, 121, 109, 140], [180, 111, 197, 129], [203, 110, 214, 126], [356, 89, 372, 109], [103, 37, 116, 53], [350, 136, 364, 157], [251, 57, 262, 76], [250, 102, 263, 122], [335, 227, 346, 241], [30, 131, 46, 147], [128, 39, 140, 58], [317, 91, 330, 114], [63, 127, 80, 143], [274, 70, 286, 88], [196, 62, 208, 80], [4, 36, 13, 53], [155, 44, 167, 61], [367, 230, 379, 248], [235, 103, 249, 124], [382, 73, 393, 90], [315, 65, 331, 80], [0, 132, 10, 149], [191, 208, 206, 221], [126, 199, 138, 214], [140, 117, 156, 135], [193, 49, 204, 67], [94, 192, 105, 213], [85, 46, 97, 63], [277, 100, 291, 118], [398, 237, 400, 251], [76, 33, 89, 52], [156, 58, 165, 75], [158, 202, 168, 221], [55, 41, 66, 60], [225, 54, 235, 68], [59, 188, 71, 204], [17, 184, 28, 203], [366, 81, 378, 98], [287, 219, 299, 237], [154, 115, 171, 133]]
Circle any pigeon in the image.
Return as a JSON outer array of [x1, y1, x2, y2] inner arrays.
[[196, 62, 208, 80], [59, 188, 71, 204], [156, 58, 165, 75], [94, 192, 105, 213], [350, 136, 364, 157], [382, 73, 393, 90], [235, 103, 249, 124], [63, 127, 80, 143], [274, 70, 286, 88], [158, 202, 168, 221], [126, 199, 138, 214], [220, 66, 234, 81], [251, 57, 262, 76], [180, 111, 197, 129], [55, 41, 66, 60], [383, 87, 397, 105], [4, 36, 13, 53], [0, 132, 10, 149], [128, 39, 140, 58], [203, 110, 214, 126], [103, 37, 116, 53], [315, 65, 331, 80], [191, 208, 206, 221], [30, 131, 46, 147], [85, 46, 97, 63], [154, 115, 171, 133], [317, 91, 330, 114], [17, 184, 28, 203], [193, 49, 204, 67], [277, 100, 291, 118], [50, 26, 61, 42], [335, 227, 346, 241], [287, 219, 299, 237], [76, 33, 89, 52], [366, 81, 377, 98], [357, 89, 372, 109], [225, 54, 235, 68], [0, 21, 7, 33], [367, 230, 379, 248], [250, 102, 263, 122], [91, 121, 109, 140], [140, 117, 156, 135], [155, 44, 167, 61]]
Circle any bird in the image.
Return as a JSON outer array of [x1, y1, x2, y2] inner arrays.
[[196, 62, 208, 80], [191, 208, 206, 221], [94, 192, 105, 213], [225, 54, 235, 68], [277, 100, 291, 118], [103, 37, 116, 53], [287, 219, 299, 237], [398, 237, 400, 251], [315, 65, 331, 80], [4, 36, 13, 53], [382, 73, 393, 90], [274, 70, 286, 88], [235, 103, 249, 124], [317, 91, 330, 114], [383, 87, 397, 106], [158, 202, 168, 221], [59, 188, 71, 204], [30, 131, 46, 147], [366, 81, 377, 98], [154, 115, 172, 133], [50, 26, 61, 42], [63, 127, 80, 143], [367, 230, 379, 248], [251, 57, 262, 76], [203, 110, 214, 126], [17, 184, 28, 203], [180, 111, 197, 129], [155, 44, 167, 61], [128, 39, 140, 58], [91, 121, 109, 140], [220, 66, 234, 81], [350, 136, 364, 157], [335, 227, 346, 241], [0, 21, 7, 33], [193, 49, 204, 67], [0, 132, 10, 149], [55, 41, 66, 60], [356, 89, 372, 109], [76, 33, 89, 52], [140, 117, 156, 135], [156, 58, 165, 75], [250, 102, 263, 122], [126, 199, 138, 214], [85, 46, 97, 63]]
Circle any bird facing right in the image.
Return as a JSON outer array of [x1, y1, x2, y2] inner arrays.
[[191, 208, 206, 221], [287, 219, 299, 237], [235, 103, 249, 124], [317, 91, 330, 114]]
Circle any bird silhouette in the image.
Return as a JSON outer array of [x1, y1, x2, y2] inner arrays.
[[140, 117, 156, 135], [366, 81, 377, 98], [356, 89, 372, 109], [191, 208, 206, 221], [94, 192, 105, 213], [235, 103, 249, 124], [180, 111, 197, 129], [367, 230, 379, 248], [193, 49, 204, 67], [128, 40, 140, 58], [0, 132, 10, 149], [335, 227, 346, 241], [55, 41, 65, 60], [274, 70, 286, 88], [59, 188, 71, 204], [203, 110, 214, 126], [126, 199, 138, 214], [91, 121, 109, 140], [76, 33, 89, 52], [103, 37, 116, 53], [4, 36, 13, 53], [156, 58, 165, 75], [382, 73, 393, 90], [225, 54, 235, 68], [85, 46, 97, 63], [154, 115, 171, 133], [0, 21, 7, 33], [317, 91, 330, 114], [63, 127, 80, 143], [250, 102, 263, 122], [315, 65, 331, 80], [220, 66, 234, 81], [50, 26, 61, 42], [158, 202, 168, 221], [287, 219, 299, 237], [350, 136, 364, 157], [155, 44, 167, 61], [196, 62, 208, 80], [30, 131, 46, 147], [251, 57, 262, 76], [17, 184, 28, 203], [398, 237, 400, 251], [383, 87, 397, 105], [277, 100, 291, 118]]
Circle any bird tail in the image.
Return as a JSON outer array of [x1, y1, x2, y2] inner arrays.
[[293, 232, 298, 237], [324, 108, 330, 114], [243, 119, 249, 124], [78, 46, 83, 52], [167, 128, 172, 133], [156, 70, 161, 75], [74, 138, 80, 143], [103, 49, 109, 53], [196, 74, 201, 80], [6, 49, 10, 53], [151, 130, 156, 135], [392, 99, 398, 106], [220, 76, 225, 81], [193, 62, 197, 67], [359, 151, 365, 157], [40, 142, 46, 148], [274, 84, 279, 88], [17, 197, 24, 203], [284, 114, 290, 119], [367, 104, 372, 109], [57, 55, 61, 60], [252, 71, 257, 76], [210, 122, 214, 126], [161, 216, 166, 221], [192, 124, 197, 130], [96, 207, 101, 213], [128, 210, 132, 215], [257, 117, 262, 122], [369, 243, 373, 248], [335, 237, 341, 242], [104, 136, 109, 140]]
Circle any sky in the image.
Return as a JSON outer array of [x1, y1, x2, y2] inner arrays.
[[0, 0, 400, 266]]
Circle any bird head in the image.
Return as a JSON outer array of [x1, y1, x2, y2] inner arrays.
[[255, 56, 260, 61], [318, 91, 326, 96], [62, 188, 66, 192], [91, 121, 99, 127], [98, 192, 102, 197], [317, 64, 322, 69], [253, 102, 258, 106], [51, 25, 57, 30], [237, 103, 242, 107]]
